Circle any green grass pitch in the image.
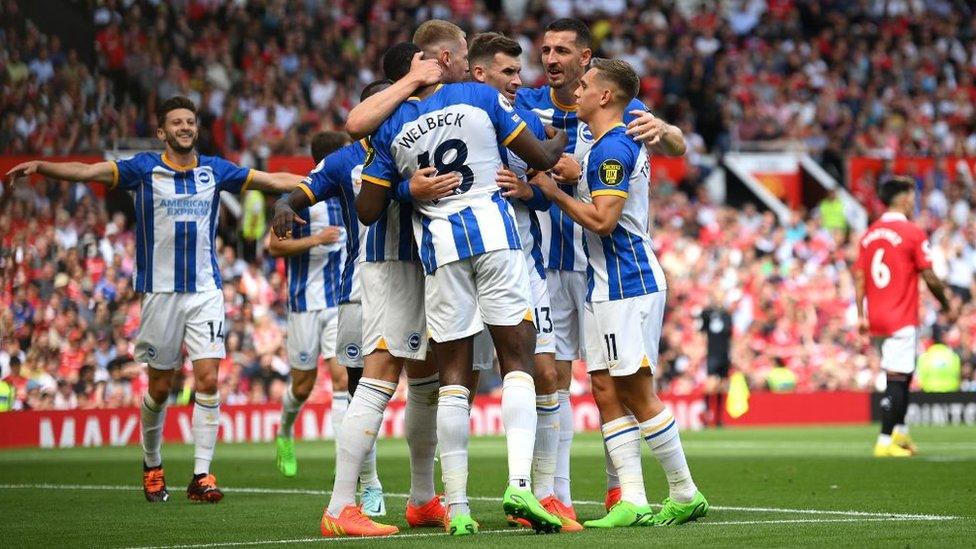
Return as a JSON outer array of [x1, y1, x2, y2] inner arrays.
[[2, 425, 974, 547]]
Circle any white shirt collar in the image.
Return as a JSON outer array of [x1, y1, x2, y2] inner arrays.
[[880, 211, 908, 221]]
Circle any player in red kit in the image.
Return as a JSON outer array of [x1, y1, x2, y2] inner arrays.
[[854, 177, 957, 458]]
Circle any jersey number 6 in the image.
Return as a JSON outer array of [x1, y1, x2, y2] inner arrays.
[[417, 139, 474, 197], [871, 249, 891, 289]]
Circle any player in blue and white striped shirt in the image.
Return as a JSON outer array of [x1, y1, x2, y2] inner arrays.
[[466, 31, 579, 532], [352, 21, 567, 536], [515, 17, 690, 513], [268, 131, 349, 480], [531, 59, 707, 529], [5, 96, 304, 504]]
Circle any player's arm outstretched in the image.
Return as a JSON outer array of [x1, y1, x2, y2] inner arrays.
[[531, 171, 625, 236], [345, 53, 442, 140], [6, 159, 117, 185], [245, 170, 305, 194], [267, 226, 343, 257]]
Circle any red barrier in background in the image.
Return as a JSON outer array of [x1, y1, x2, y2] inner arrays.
[[0, 391, 870, 449]]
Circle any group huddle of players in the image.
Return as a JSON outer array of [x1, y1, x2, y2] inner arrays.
[[4, 16, 712, 538], [6, 12, 954, 540]]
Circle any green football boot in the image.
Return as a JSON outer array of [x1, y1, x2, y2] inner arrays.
[[652, 491, 709, 526], [583, 501, 655, 528], [502, 485, 562, 534], [275, 436, 297, 478], [447, 513, 479, 536]]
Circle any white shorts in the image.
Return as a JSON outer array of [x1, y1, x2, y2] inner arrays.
[[135, 289, 225, 369], [361, 261, 427, 360], [472, 329, 495, 371], [875, 326, 918, 375], [583, 292, 666, 377], [286, 307, 339, 370], [528, 269, 556, 354], [336, 302, 364, 369], [547, 269, 586, 361], [425, 249, 533, 343]]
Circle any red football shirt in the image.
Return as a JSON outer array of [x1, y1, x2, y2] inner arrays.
[[855, 212, 932, 336]]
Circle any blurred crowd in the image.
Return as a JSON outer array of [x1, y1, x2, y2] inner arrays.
[[2, 161, 974, 411], [2, 0, 976, 174], [2, 0, 976, 410]]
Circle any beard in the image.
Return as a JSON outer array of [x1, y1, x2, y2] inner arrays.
[[165, 131, 197, 154]]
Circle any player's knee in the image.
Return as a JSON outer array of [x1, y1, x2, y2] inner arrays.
[[533, 358, 559, 392], [194, 370, 219, 394]]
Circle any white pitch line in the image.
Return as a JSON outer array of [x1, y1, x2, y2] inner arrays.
[[123, 529, 525, 549], [0, 483, 962, 521], [119, 517, 956, 549]]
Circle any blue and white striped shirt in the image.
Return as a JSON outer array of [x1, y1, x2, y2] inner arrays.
[[111, 152, 253, 293], [286, 198, 345, 312], [516, 86, 648, 273], [297, 141, 368, 304], [578, 124, 666, 302], [362, 83, 526, 274]]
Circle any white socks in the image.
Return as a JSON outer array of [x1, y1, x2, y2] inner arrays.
[[502, 371, 536, 489], [640, 408, 697, 503], [601, 415, 646, 506], [331, 390, 349, 439], [326, 378, 396, 515], [532, 392, 559, 499], [438, 384, 471, 519], [192, 392, 220, 475], [554, 389, 573, 505], [406, 374, 439, 506], [141, 393, 166, 468], [279, 386, 305, 439], [893, 424, 909, 437], [605, 445, 620, 491]]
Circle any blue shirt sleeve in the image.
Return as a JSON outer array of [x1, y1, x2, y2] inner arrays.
[[622, 98, 649, 125], [212, 156, 253, 194], [360, 124, 399, 189], [472, 84, 526, 147], [587, 136, 635, 198], [112, 153, 151, 191], [299, 158, 339, 204], [522, 185, 551, 211]]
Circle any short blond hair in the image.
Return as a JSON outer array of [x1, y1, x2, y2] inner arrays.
[[413, 20, 465, 52]]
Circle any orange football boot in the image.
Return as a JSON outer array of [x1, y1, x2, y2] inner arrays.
[[321, 505, 399, 537], [540, 495, 583, 532], [405, 496, 447, 528]]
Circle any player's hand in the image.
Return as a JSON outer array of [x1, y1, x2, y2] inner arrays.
[[626, 110, 670, 146], [316, 226, 343, 245], [5, 160, 41, 181], [551, 154, 581, 184], [857, 317, 870, 337], [271, 199, 305, 240], [407, 52, 443, 88], [496, 168, 532, 200], [529, 170, 558, 196], [409, 167, 460, 201], [944, 304, 960, 324]]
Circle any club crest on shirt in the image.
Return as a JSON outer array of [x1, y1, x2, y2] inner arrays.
[[196, 170, 212, 185], [580, 124, 594, 142], [599, 159, 624, 186]]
